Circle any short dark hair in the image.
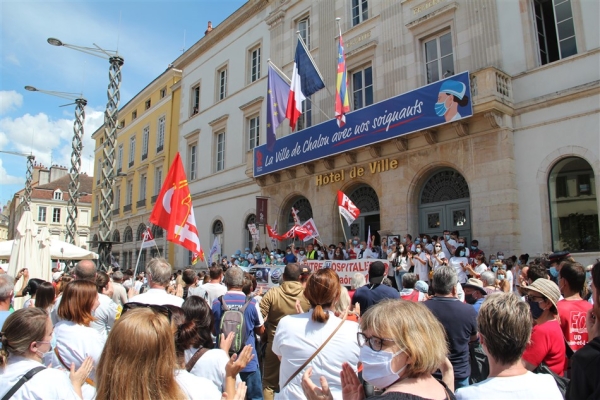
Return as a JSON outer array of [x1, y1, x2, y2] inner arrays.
[[471, 239, 479, 245], [182, 269, 197, 285], [504, 259, 514, 271], [208, 265, 223, 280], [559, 262, 586, 293], [527, 264, 548, 282], [406, 234, 412, 240], [283, 263, 301, 281]]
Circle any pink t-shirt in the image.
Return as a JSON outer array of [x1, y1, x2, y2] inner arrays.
[[522, 319, 566, 375]]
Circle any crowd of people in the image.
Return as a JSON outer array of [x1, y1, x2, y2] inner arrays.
[[0, 234, 598, 400]]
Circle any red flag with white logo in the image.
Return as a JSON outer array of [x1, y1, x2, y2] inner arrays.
[[301, 218, 319, 242], [337, 190, 360, 225], [150, 153, 203, 263], [141, 227, 157, 249]]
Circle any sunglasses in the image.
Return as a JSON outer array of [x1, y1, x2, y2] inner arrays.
[[525, 295, 545, 303], [122, 302, 172, 322], [357, 332, 395, 352]]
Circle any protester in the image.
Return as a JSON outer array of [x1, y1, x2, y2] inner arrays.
[[34, 281, 55, 313], [0, 274, 14, 329], [109, 271, 128, 306], [409, 242, 430, 283], [260, 263, 311, 400], [521, 278, 566, 375], [56, 274, 73, 296], [128, 258, 184, 307], [462, 278, 487, 314], [49, 280, 105, 398], [424, 266, 477, 390], [441, 230, 457, 260], [22, 278, 44, 308], [301, 300, 455, 400], [212, 266, 265, 400], [182, 268, 203, 299], [449, 246, 469, 285], [394, 243, 410, 290], [198, 264, 227, 304], [557, 262, 592, 351], [352, 261, 399, 315], [93, 271, 120, 337], [273, 268, 359, 400], [399, 273, 427, 302], [430, 241, 448, 273], [480, 271, 501, 295], [567, 261, 600, 400], [0, 308, 93, 400], [455, 292, 563, 400], [348, 272, 365, 301]]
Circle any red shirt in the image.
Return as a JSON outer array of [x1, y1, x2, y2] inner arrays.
[[557, 299, 593, 351], [522, 319, 566, 375]]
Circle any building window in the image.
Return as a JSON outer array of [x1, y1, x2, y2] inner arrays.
[[129, 136, 136, 167], [352, 0, 368, 26], [38, 206, 47, 222], [126, 180, 133, 205], [249, 47, 261, 83], [95, 195, 99, 216], [298, 17, 310, 49], [351, 66, 373, 110], [549, 157, 598, 252], [97, 159, 102, 184], [188, 144, 197, 180], [139, 174, 147, 201], [154, 167, 162, 195], [117, 144, 123, 172], [52, 208, 61, 223], [248, 115, 260, 150], [245, 214, 256, 250], [215, 132, 225, 172], [218, 67, 228, 100], [424, 32, 454, 84], [191, 85, 200, 116], [157, 116, 165, 152], [118, 120, 125, 129], [145, 99, 151, 110], [533, 0, 577, 65], [160, 87, 167, 99], [132, 110, 137, 120], [142, 126, 149, 160], [115, 186, 121, 208], [297, 96, 312, 130], [53, 190, 62, 200]]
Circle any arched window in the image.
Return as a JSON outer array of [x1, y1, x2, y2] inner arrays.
[[137, 224, 147, 241], [212, 220, 224, 258], [287, 197, 313, 225], [92, 234, 98, 248], [123, 226, 133, 243], [245, 214, 256, 250], [349, 185, 380, 213], [151, 224, 163, 238], [112, 230, 120, 243], [549, 157, 598, 251], [420, 170, 470, 204]]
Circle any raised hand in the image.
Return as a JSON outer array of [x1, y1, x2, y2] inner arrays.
[[301, 366, 334, 400], [295, 299, 305, 314], [220, 332, 235, 352], [69, 356, 93, 387], [225, 345, 254, 377], [340, 363, 365, 400]]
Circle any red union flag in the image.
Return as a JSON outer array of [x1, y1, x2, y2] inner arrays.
[[283, 225, 312, 241], [141, 227, 157, 249], [150, 153, 203, 263], [266, 224, 284, 241], [301, 218, 319, 242], [338, 190, 360, 225]]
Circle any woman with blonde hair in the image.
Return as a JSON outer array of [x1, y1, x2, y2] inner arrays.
[[302, 299, 455, 400], [0, 308, 93, 399], [273, 268, 360, 399]]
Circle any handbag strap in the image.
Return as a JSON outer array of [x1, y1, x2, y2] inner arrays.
[[282, 311, 348, 389], [54, 347, 95, 387], [185, 347, 209, 372], [1, 366, 45, 400]]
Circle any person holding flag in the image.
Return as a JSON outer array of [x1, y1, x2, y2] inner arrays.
[[335, 20, 350, 127]]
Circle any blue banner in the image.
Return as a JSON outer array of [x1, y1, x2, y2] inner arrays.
[[254, 72, 472, 177]]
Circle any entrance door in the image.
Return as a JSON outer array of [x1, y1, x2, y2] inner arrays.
[[418, 169, 471, 241]]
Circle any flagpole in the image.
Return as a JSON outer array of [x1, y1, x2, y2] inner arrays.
[[132, 234, 147, 281], [146, 223, 162, 258], [339, 213, 348, 243], [296, 32, 336, 99], [268, 59, 291, 83]]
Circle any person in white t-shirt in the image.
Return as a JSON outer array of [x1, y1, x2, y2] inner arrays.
[[128, 258, 183, 307], [449, 246, 470, 284], [430, 242, 448, 272], [93, 272, 120, 338], [0, 308, 93, 400], [49, 280, 106, 399], [273, 268, 360, 400], [455, 292, 562, 400], [198, 265, 227, 305], [441, 230, 458, 260], [409, 243, 430, 283]]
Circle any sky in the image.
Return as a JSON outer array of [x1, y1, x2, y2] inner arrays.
[[0, 0, 247, 207]]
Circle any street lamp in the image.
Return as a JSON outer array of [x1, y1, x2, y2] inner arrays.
[[48, 37, 124, 271], [25, 86, 87, 246]]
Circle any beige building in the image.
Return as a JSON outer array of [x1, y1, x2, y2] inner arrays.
[[174, 0, 599, 265]]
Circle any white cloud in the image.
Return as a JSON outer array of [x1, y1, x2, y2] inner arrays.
[[5, 54, 20, 66], [0, 159, 23, 185], [0, 91, 23, 115]]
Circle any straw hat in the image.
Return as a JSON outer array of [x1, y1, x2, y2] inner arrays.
[[527, 278, 560, 310], [463, 278, 487, 295]]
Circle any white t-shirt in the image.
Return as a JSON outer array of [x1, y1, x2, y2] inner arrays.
[[412, 252, 429, 282], [90, 293, 119, 338], [0, 356, 79, 400], [272, 310, 360, 400], [187, 284, 204, 298], [431, 252, 447, 271], [174, 369, 222, 400], [49, 321, 106, 381], [505, 270, 514, 291], [128, 288, 184, 307], [449, 256, 469, 284], [474, 263, 487, 275], [455, 371, 562, 400], [198, 282, 227, 305], [441, 238, 457, 260], [184, 348, 241, 392]]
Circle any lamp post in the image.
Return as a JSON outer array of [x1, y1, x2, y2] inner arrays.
[[24, 86, 86, 245], [48, 38, 124, 271], [0, 151, 35, 210]]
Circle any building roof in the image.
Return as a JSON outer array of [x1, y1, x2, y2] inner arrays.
[[32, 174, 93, 203]]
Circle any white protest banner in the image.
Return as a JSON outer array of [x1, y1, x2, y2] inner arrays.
[[247, 223, 260, 245], [301, 218, 320, 242]]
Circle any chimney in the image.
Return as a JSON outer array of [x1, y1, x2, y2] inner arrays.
[[205, 21, 213, 35]]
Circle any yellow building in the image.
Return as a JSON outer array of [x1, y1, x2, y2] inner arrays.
[[91, 67, 181, 270]]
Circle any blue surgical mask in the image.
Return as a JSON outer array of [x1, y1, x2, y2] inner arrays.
[[444, 234, 450, 240], [300, 251, 305, 255], [549, 267, 558, 278], [414, 239, 421, 245], [435, 100, 448, 116], [498, 274, 505, 280], [402, 238, 407, 243], [360, 346, 406, 389], [492, 266, 498, 273], [471, 246, 477, 250], [423, 239, 428, 243], [353, 240, 358, 245], [416, 248, 422, 253], [459, 251, 465, 257], [36, 333, 56, 358]]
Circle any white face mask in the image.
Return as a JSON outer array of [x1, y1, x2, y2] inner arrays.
[[359, 345, 406, 389]]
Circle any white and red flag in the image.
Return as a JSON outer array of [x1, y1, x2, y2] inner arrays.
[[301, 218, 320, 242], [150, 152, 204, 264], [291, 207, 302, 226], [141, 227, 157, 249], [337, 190, 360, 226]]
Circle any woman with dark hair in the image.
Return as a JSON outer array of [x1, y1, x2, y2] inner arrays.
[[449, 246, 469, 285], [272, 268, 360, 399], [34, 281, 56, 313], [49, 281, 105, 399], [22, 278, 44, 308], [332, 247, 345, 261], [177, 295, 242, 392], [0, 308, 93, 399]]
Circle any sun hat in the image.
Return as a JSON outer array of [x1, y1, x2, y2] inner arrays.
[[527, 278, 560, 310], [463, 278, 487, 296]]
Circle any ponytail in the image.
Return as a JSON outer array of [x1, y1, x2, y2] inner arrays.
[[311, 304, 330, 323]]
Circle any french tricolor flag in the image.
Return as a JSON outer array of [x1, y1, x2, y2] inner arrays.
[[286, 38, 325, 130]]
